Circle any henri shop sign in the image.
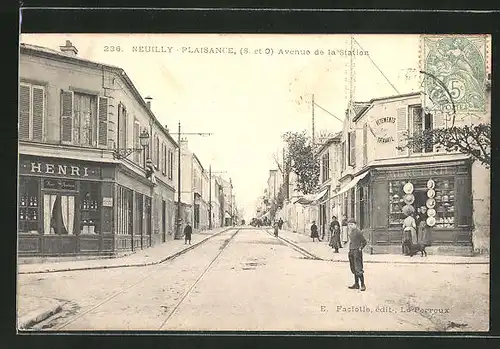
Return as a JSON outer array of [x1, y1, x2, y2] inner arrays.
[[19, 157, 101, 179]]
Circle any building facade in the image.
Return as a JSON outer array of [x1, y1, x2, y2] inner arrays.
[[329, 91, 490, 255], [18, 41, 178, 257]]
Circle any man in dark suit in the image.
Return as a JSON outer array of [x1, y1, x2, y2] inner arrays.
[[184, 221, 192, 245]]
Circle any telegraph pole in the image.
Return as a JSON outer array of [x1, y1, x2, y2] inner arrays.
[[312, 93, 315, 146], [170, 122, 212, 239]]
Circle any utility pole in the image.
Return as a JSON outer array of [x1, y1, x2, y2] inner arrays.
[[170, 122, 212, 239], [312, 93, 315, 146]]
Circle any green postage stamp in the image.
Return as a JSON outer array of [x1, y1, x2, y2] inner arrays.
[[421, 35, 488, 115]]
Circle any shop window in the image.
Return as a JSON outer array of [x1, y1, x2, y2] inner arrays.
[[145, 196, 152, 235], [19, 177, 41, 233], [117, 186, 133, 235], [349, 188, 355, 220], [135, 193, 143, 235], [79, 182, 101, 234], [389, 178, 456, 229]]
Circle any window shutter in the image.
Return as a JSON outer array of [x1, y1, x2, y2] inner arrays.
[[396, 107, 408, 156], [349, 131, 356, 166], [455, 175, 472, 227], [98, 96, 108, 147], [133, 122, 140, 163], [362, 123, 368, 166], [155, 136, 160, 168], [61, 90, 74, 143], [19, 84, 31, 140], [32, 86, 44, 141]]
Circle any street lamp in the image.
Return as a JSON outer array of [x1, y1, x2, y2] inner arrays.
[[113, 128, 150, 160]]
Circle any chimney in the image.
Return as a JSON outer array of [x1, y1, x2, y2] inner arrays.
[[164, 125, 169, 133], [145, 96, 152, 110], [59, 40, 78, 56]]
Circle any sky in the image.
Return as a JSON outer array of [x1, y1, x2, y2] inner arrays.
[[20, 34, 421, 221]]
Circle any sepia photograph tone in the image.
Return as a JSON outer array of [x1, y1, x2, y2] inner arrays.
[[16, 33, 491, 332]]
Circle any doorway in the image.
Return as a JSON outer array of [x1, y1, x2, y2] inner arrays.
[[43, 193, 76, 235]]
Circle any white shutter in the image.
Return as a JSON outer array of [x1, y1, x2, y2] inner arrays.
[[98, 96, 109, 147], [433, 112, 446, 152], [32, 86, 44, 141], [19, 84, 31, 140], [61, 90, 74, 143], [396, 107, 408, 156], [133, 121, 140, 163]]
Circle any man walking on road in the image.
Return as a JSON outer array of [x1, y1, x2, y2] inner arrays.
[[329, 215, 342, 253], [347, 218, 367, 291], [184, 222, 192, 245]]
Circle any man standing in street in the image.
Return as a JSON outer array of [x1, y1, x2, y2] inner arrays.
[[347, 218, 367, 291], [184, 221, 192, 245], [329, 215, 342, 253]]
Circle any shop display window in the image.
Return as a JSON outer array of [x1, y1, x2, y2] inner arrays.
[[80, 182, 101, 234], [389, 178, 455, 229], [19, 177, 40, 233]]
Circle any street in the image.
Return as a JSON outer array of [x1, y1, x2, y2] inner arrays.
[[17, 227, 489, 332]]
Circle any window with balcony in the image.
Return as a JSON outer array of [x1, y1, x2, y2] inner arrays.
[[19, 83, 45, 142], [409, 105, 433, 154]]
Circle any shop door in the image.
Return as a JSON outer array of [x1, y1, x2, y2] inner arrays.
[[43, 193, 77, 254]]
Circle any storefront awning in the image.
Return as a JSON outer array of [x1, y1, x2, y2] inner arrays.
[[225, 211, 232, 219], [292, 188, 329, 206], [259, 211, 270, 219], [332, 171, 370, 198]]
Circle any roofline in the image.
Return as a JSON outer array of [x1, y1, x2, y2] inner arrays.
[[316, 133, 341, 154], [20, 43, 178, 148], [352, 92, 421, 122], [192, 153, 205, 172]]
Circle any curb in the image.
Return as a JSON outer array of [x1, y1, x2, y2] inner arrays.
[[18, 228, 233, 275], [18, 303, 63, 330], [272, 230, 490, 265]]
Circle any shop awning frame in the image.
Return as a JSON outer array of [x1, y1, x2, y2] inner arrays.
[[291, 188, 329, 206], [332, 171, 370, 198]]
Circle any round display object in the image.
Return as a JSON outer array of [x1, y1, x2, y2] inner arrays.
[[402, 204, 415, 216], [427, 189, 435, 198], [426, 216, 436, 227], [403, 194, 415, 205], [427, 208, 436, 217], [403, 182, 414, 194], [426, 198, 436, 208], [427, 179, 435, 189]]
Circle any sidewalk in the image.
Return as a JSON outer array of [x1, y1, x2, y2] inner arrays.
[[17, 295, 64, 330], [18, 227, 230, 274], [271, 229, 490, 265]]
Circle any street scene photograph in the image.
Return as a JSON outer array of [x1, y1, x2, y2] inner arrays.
[[17, 33, 490, 332]]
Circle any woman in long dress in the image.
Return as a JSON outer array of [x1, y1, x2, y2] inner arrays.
[[418, 206, 431, 246]]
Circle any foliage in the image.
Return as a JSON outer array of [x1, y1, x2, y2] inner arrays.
[[282, 131, 320, 194], [398, 123, 491, 168]]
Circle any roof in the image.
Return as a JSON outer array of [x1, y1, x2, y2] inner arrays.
[[20, 43, 178, 148], [316, 131, 342, 154], [192, 153, 205, 172], [352, 92, 421, 122]]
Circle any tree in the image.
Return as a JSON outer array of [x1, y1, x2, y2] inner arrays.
[[399, 123, 491, 168], [282, 131, 320, 195]]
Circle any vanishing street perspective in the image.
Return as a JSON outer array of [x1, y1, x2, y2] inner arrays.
[[17, 34, 490, 332]]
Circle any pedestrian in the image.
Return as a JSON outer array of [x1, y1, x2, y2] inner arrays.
[[183, 221, 192, 245], [329, 215, 342, 253], [402, 210, 417, 255], [417, 206, 431, 247], [347, 218, 367, 291], [273, 221, 279, 237], [278, 218, 283, 230], [341, 214, 348, 245], [310, 221, 319, 242]]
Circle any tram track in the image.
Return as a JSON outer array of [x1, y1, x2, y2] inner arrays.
[[48, 228, 241, 331], [264, 229, 323, 261]]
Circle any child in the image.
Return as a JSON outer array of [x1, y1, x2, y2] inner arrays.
[[347, 218, 367, 291]]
